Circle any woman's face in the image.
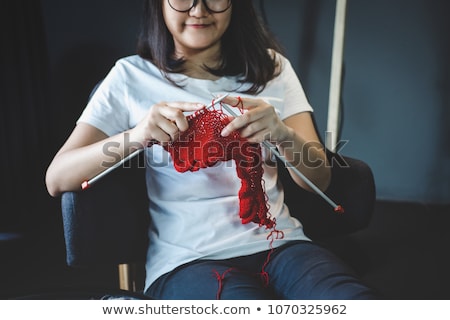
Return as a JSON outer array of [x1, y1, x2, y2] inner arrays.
[[162, 0, 232, 58]]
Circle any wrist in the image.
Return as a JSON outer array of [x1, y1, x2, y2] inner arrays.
[[125, 129, 146, 152], [276, 126, 296, 146]]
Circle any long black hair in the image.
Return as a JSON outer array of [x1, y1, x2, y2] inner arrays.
[[137, 0, 283, 94]]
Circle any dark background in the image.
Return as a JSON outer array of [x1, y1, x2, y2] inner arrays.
[[1, 0, 449, 299]]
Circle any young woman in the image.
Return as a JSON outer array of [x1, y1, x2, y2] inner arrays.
[[46, 0, 377, 299]]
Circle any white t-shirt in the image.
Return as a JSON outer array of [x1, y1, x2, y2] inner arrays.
[[78, 54, 313, 290]]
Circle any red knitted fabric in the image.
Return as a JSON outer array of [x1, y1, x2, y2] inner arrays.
[[163, 107, 275, 229]]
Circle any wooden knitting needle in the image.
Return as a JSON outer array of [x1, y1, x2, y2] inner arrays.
[[220, 101, 344, 213], [81, 94, 230, 190]]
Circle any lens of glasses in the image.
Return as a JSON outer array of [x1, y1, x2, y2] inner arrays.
[[168, 0, 231, 13]]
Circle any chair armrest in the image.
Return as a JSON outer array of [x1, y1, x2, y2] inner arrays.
[[61, 156, 149, 267], [279, 150, 376, 240]]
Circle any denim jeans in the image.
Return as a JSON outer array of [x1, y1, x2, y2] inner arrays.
[[145, 241, 379, 300]]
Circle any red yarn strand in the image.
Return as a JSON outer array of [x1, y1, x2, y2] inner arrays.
[[163, 106, 284, 298], [213, 268, 235, 300]]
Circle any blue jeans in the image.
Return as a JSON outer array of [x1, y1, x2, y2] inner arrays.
[[145, 241, 379, 299]]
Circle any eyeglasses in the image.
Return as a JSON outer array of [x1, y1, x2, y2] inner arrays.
[[168, 0, 231, 13]]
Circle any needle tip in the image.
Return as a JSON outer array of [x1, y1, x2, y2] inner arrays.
[[334, 205, 344, 214], [81, 181, 90, 190]]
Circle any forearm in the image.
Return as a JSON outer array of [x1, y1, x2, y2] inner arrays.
[[276, 126, 331, 193], [45, 129, 142, 196]]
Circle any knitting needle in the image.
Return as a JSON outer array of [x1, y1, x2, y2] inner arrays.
[[81, 148, 142, 190], [81, 93, 230, 190], [220, 101, 344, 213]]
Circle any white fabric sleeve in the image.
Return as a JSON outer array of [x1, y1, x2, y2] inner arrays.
[[77, 61, 130, 137], [277, 55, 313, 120]]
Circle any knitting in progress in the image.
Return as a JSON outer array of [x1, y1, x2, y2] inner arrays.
[[163, 104, 284, 299], [164, 105, 276, 230]]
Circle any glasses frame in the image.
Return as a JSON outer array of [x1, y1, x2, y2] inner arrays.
[[168, 0, 232, 14]]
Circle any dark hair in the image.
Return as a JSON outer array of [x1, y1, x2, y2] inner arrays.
[[137, 0, 283, 94]]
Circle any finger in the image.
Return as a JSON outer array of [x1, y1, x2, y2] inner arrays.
[[164, 102, 206, 132], [148, 125, 172, 145], [157, 119, 181, 142], [165, 101, 205, 112], [222, 96, 258, 111], [221, 109, 265, 137], [142, 114, 175, 145], [244, 129, 270, 144], [151, 132, 171, 146], [239, 121, 267, 139]]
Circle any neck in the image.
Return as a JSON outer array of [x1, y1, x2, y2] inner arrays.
[[182, 61, 220, 80], [174, 43, 222, 80]]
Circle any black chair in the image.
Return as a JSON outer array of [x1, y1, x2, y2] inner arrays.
[[61, 152, 149, 292], [61, 147, 376, 295]]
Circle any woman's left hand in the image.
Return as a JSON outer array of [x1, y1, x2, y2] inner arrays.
[[220, 96, 293, 144]]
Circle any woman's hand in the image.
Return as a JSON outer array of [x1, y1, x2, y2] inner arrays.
[[220, 96, 293, 144], [129, 101, 205, 147], [220, 96, 330, 192]]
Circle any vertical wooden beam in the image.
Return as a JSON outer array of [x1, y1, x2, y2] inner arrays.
[[118, 264, 131, 291], [326, 0, 348, 152]]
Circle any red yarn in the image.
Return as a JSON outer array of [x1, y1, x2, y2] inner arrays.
[[213, 268, 235, 300], [163, 104, 284, 299], [163, 107, 275, 230]]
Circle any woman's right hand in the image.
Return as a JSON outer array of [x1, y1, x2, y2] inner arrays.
[[46, 101, 204, 196], [129, 101, 205, 147]]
